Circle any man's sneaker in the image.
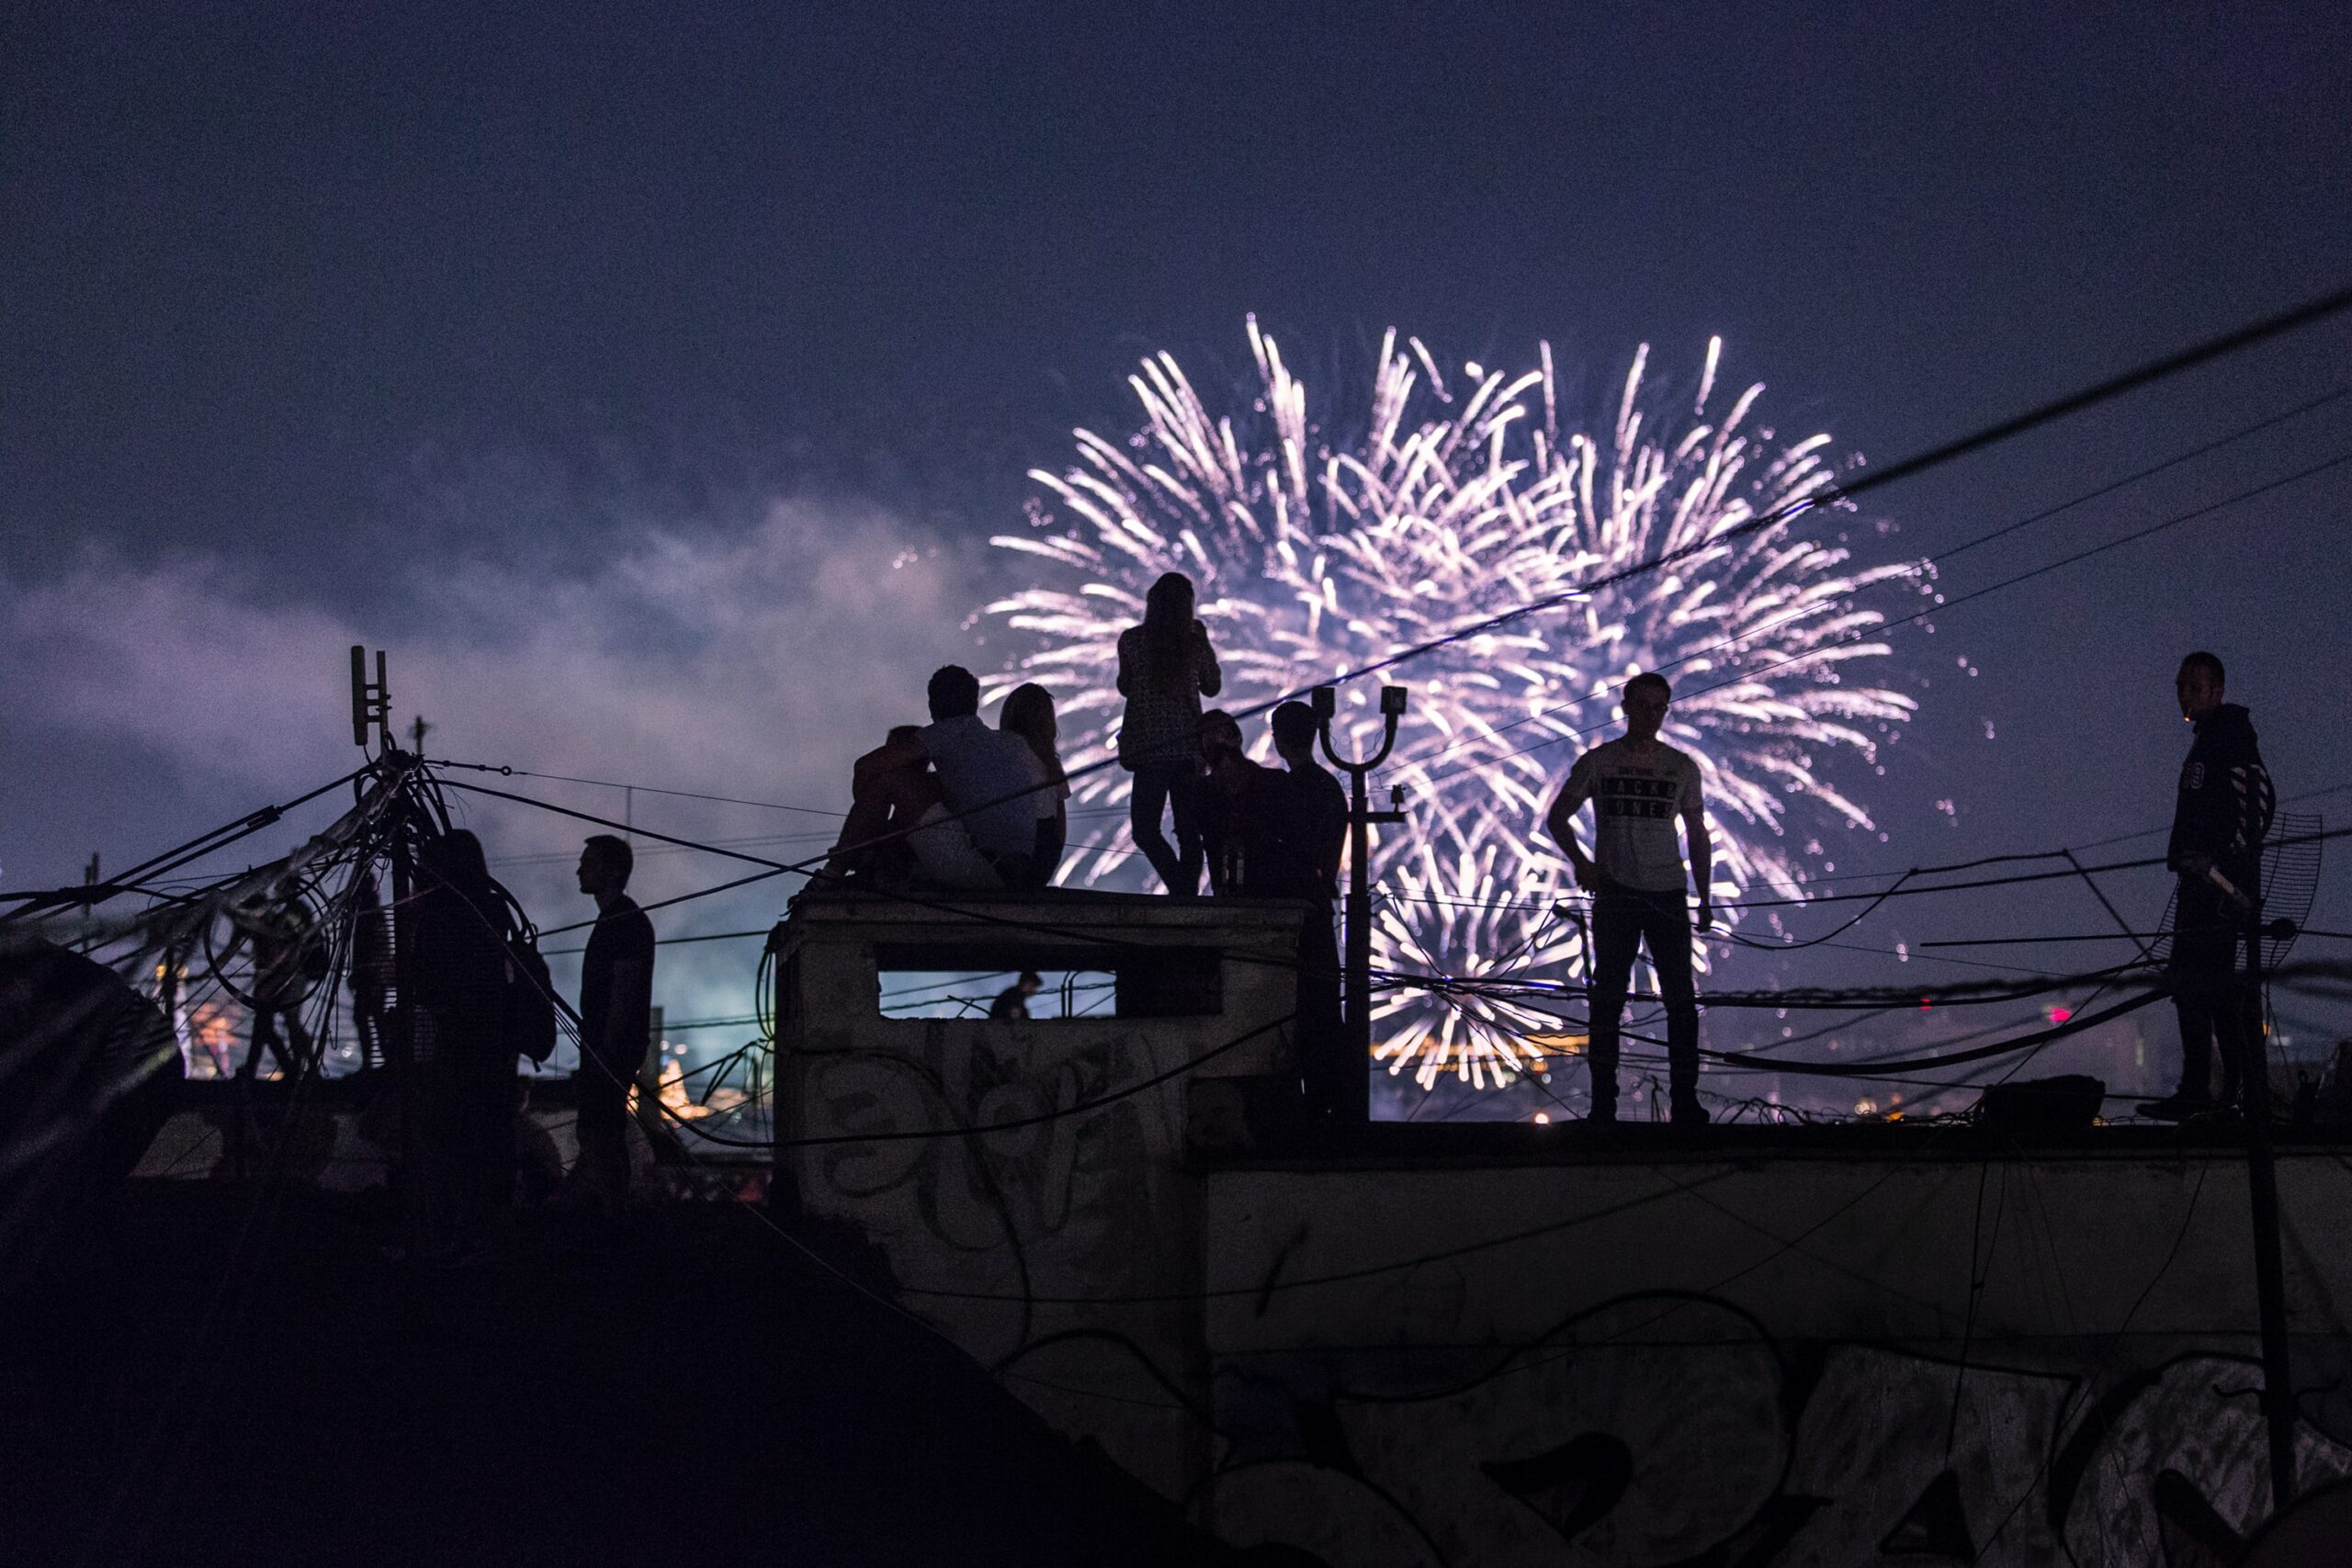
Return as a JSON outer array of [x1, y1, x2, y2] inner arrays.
[[1670, 1099, 1712, 1128], [2137, 1092, 2215, 1122]]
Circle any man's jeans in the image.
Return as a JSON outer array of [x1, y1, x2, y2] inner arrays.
[[2170, 875, 2260, 1106], [1588, 884, 1699, 1109]]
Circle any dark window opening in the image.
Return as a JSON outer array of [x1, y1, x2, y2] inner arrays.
[[878, 969, 1115, 1021], [874, 943, 1222, 1020]]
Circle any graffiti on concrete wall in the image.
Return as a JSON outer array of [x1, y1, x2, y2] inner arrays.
[[802, 1026, 1193, 1349], [797, 1025, 1216, 1495], [1195, 1292, 2352, 1567]]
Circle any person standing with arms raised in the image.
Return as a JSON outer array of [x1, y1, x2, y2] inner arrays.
[[1545, 672, 1714, 1126], [1117, 572, 1222, 897]]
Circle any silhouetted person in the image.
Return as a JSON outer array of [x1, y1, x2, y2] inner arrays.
[[1201, 706, 1348, 1110], [345, 868, 393, 1071], [413, 828, 519, 1258], [989, 971, 1045, 1021], [1118, 572, 1221, 896], [1266, 703, 1349, 1113], [854, 667, 1058, 890], [2144, 651, 2274, 1120], [569, 834, 653, 1214], [237, 909, 321, 1082], [1198, 709, 1249, 895], [1209, 703, 1347, 901], [1000, 682, 1069, 886], [831, 726, 980, 888], [1546, 672, 1714, 1126]]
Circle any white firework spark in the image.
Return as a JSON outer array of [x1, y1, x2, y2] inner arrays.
[[984, 320, 1924, 1090]]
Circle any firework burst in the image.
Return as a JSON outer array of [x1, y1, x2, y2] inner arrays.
[[984, 321, 1925, 1090]]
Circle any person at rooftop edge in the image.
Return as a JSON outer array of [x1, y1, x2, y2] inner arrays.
[[2143, 650, 2274, 1121], [1117, 572, 1222, 897], [1545, 671, 1714, 1127]]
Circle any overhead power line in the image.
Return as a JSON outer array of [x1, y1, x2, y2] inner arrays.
[[0, 766, 371, 918], [430, 760, 843, 818], [1251, 280, 2352, 715], [1404, 383, 2352, 784], [1420, 444, 2352, 792]]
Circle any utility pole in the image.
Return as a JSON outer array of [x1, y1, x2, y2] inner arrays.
[[1313, 684, 1407, 1124], [353, 648, 425, 1250], [2239, 901, 2298, 1512]]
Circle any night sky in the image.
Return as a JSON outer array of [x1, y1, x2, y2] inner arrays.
[[7, 3, 2350, 1100]]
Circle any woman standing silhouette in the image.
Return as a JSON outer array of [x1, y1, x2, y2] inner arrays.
[[1116, 572, 1221, 896]]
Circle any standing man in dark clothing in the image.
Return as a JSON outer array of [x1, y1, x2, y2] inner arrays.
[[1200, 705, 1346, 901], [1545, 672, 1714, 1125], [1269, 702, 1348, 888], [1201, 705, 1351, 1111], [2144, 652, 2275, 1120], [1268, 702, 1348, 1116], [571, 834, 654, 1213]]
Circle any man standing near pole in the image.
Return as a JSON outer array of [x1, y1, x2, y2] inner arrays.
[[2144, 650, 2274, 1120], [1545, 672, 1713, 1125], [569, 834, 654, 1216]]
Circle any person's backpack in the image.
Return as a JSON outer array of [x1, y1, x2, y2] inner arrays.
[[1974, 1074, 2105, 1132], [491, 886, 560, 1066]]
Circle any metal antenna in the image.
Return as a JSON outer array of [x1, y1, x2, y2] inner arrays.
[[349, 646, 393, 752]]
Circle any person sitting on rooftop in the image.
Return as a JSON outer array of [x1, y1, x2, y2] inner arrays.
[[998, 682, 1069, 886], [853, 666, 1059, 891], [829, 726, 998, 891]]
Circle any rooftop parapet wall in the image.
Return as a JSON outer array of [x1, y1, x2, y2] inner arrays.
[[1203, 1153, 2352, 1357]]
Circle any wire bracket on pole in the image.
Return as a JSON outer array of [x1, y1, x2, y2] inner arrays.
[[1314, 683, 1408, 1124]]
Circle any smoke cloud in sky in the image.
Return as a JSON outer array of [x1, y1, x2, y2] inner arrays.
[[1, 494, 996, 1040], [8, 498, 979, 791]]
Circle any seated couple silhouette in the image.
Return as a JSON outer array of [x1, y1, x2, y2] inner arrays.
[[829, 665, 1067, 893]]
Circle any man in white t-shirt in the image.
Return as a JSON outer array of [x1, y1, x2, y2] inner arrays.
[[854, 666, 1058, 889], [1545, 671, 1714, 1125]]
